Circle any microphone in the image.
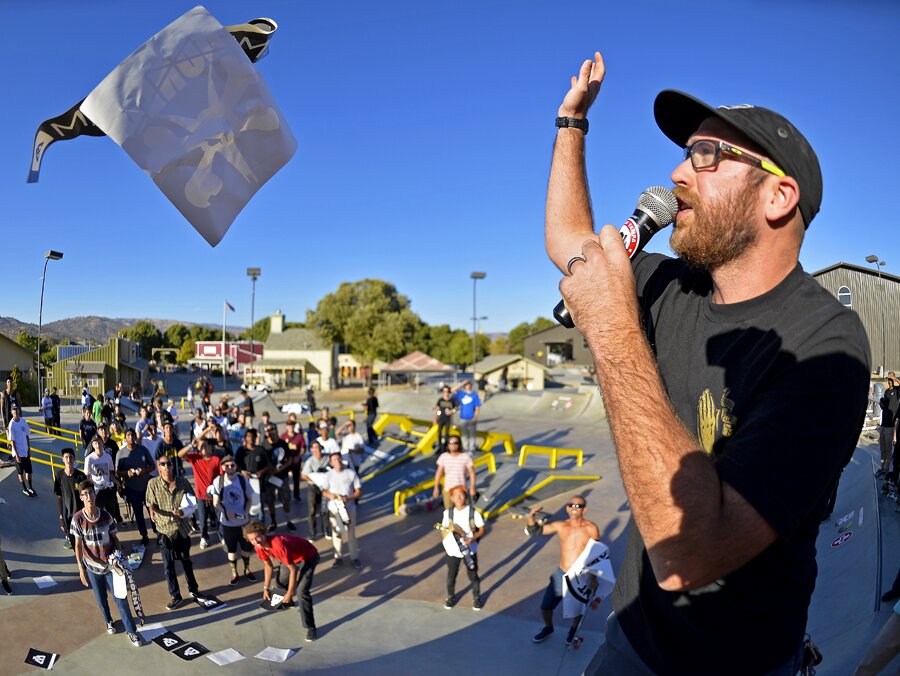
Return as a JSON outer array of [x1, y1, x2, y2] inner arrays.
[[553, 186, 678, 328]]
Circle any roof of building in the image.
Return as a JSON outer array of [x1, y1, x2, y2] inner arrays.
[[64, 361, 106, 374], [252, 357, 319, 373], [472, 354, 547, 374], [383, 351, 452, 373], [264, 328, 329, 352], [811, 261, 900, 284], [0, 333, 34, 359]]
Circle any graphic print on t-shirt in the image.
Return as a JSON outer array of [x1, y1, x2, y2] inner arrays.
[[697, 387, 737, 456]]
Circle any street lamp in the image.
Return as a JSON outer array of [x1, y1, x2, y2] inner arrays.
[[37, 250, 64, 392], [866, 255, 887, 374], [247, 267, 261, 375], [470, 272, 486, 372]]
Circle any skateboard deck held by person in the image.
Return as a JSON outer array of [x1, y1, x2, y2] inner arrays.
[[435, 523, 476, 570]]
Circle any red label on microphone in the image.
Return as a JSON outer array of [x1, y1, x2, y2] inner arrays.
[[620, 218, 640, 257]]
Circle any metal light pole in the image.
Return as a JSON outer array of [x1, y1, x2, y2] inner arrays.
[[247, 267, 261, 375], [470, 272, 486, 372], [37, 250, 64, 392], [866, 255, 888, 374]]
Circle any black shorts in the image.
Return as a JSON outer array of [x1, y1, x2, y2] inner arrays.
[[15, 456, 32, 475], [221, 524, 251, 554]]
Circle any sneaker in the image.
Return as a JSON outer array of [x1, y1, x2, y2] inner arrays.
[[267, 522, 277, 533], [22, 488, 30, 497], [533, 626, 554, 643], [305, 628, 317, 642], [199, 537, 209, 549], [352, 559, 362, 569], [245, 570, 257, 581], [333, 557, 344, 567], [140, 535, 149, 547], [27, 488, 37, 498], [473, 599, 483, 611], [1, 580, 11, 595], [63, 539, 74, 550], [189, 590, 202, 600], [286, 521, 297, 531], [443, 596, 454, 610], [565, 626, 578, 646], [128, 632, 142, 647], [106, 621, 116, 635], [166, 595, 183, 610], [229, 574, 239, 586]]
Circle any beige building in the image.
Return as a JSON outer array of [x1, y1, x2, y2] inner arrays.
[[46, 337, 148, 399], [249, 311, 337, 391], [0, 334, 35, 383], [473, 354, 548, 391]]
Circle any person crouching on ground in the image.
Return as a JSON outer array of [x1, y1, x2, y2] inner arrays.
[[244, 520, 319, 642]]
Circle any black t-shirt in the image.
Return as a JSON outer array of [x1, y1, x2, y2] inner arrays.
[[434, 397, 457, 423], [365, 396, 379, 417], [80, 418, 98, 446], [266, 439, 291, 476], [612, 254, 871, 676], [242, 446, 271, 477], [880, 388, 900, 427], [158, 437, 184, 475], [54, 468, 87, 517], [241, 396, 255, 417]]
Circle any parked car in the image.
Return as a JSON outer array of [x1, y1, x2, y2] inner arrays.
[[241, 382, 273, 393]]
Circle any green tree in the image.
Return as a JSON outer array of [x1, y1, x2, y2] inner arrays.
[[177, 338, 196, 364], [426, 324, 456, 364], [240, 317, 271, 343], [308, 279, 427, 364], [508, 316, 554, 355], [121, 320, 163, 358], [164, 324, 190, 348], [188, 324, 218, 342], [490, 335, 510, 355], [16, 331, 56, 367]]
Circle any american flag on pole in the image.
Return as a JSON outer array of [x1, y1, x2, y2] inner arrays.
[[225, 301, 235, 312]]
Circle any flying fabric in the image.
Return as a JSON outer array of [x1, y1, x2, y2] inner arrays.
[[561, 538, 616, 619], [28, 6, 296, 246]]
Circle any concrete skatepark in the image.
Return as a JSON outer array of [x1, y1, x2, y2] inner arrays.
[[0, 381, 897, 674]]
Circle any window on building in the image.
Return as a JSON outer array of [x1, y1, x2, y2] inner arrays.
[[838, 285, 852, 308]]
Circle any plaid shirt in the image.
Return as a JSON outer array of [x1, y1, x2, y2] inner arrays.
[[145, 476, 193, 538]]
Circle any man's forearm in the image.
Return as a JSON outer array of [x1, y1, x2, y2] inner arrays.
[[589, 327, 755, 590], [545, 128, 597, 272]]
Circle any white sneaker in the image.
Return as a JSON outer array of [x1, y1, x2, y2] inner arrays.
[[106, 621, 116, 635], [128, 632, 142, 647], [199, 537, 209, 549]]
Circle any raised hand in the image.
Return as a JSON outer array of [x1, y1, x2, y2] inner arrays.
[[558, 52, 606, 119]]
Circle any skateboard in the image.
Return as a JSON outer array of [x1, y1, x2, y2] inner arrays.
[[258, 585, 290, 612], [126, 544, 146, 570], [569, 592, 602, 651], [435, 523, 476, 571]]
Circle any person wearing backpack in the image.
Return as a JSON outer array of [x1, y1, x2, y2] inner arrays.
[[440, 485, 484, 611], [208, 454, 256, 585]]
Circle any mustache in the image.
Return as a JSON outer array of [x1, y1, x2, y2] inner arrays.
[[672, 186, 698, 210]]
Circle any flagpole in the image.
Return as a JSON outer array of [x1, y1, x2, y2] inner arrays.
[[222, 300, 227, 394]]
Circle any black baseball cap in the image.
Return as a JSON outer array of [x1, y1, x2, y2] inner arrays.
[[654, 90, 822, 228]]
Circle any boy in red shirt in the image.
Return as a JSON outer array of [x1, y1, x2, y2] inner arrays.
[[178, 430, 221, 548], [244, 520, 319, 641]]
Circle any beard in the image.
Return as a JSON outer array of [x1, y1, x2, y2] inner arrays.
[[670, 181, 759, 272]]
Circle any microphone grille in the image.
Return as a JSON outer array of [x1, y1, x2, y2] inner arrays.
[[638, 186, 678, 227]]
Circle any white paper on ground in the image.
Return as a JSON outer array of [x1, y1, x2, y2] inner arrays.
[[33, 576, 57, 589], [254, 647, 297, 662], [207, 648, 246, 666], [79, 6, 296, 247], [112, 570, 127, 599], [138, 622, 167, 641]]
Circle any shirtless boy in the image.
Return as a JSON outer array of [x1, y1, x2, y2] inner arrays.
[[527, 495, 600, 645]]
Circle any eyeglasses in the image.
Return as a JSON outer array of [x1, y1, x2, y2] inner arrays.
[[683, 139, 785, 177], [448, 440, 460, 445], [223, 463, 236, 468], [566, 503, 586, 509]]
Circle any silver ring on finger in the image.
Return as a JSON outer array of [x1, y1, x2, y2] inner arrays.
[[566, 255, 587, 276]]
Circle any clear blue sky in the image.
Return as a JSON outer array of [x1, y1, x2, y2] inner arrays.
[[5, 0, 899, 334]]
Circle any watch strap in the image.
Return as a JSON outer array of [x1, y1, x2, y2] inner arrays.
[[555, 116, 589, 134]]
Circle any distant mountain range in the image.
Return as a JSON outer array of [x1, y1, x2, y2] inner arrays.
[[0, 316, 246, 345]]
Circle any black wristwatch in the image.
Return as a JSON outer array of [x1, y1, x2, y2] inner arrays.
[[555, 116, 589, 134]]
